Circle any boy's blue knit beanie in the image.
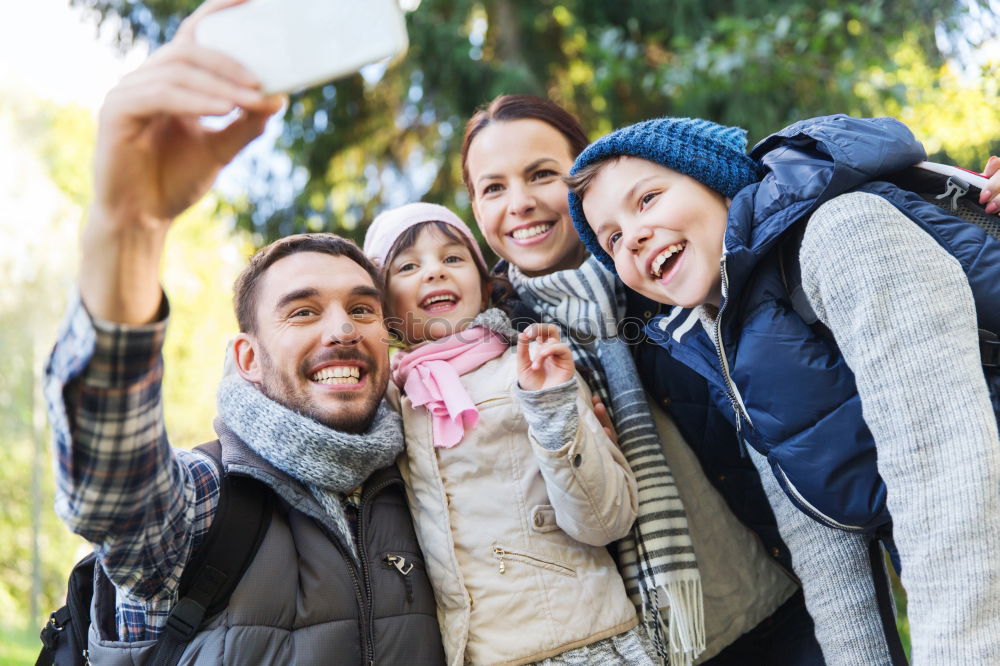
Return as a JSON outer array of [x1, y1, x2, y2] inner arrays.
[[568, 117, 761, 273]]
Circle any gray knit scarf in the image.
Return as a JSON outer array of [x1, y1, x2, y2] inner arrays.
[[509, 257, 705, 666], [217, 373, 404, 561]]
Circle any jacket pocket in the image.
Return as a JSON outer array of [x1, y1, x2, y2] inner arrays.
[[491, 543, 577, 577], [771, 463, 867, 533], [474, 395, 510, 409]]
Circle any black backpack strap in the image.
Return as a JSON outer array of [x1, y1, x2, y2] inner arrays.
[[148, 440, 274, 666], [36, 554, 95, 666], [981, 329, 1000, 369], [778, 222, 832, 338]]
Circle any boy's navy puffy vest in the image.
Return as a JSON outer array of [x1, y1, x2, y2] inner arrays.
[[647, 115, 1000, 532]]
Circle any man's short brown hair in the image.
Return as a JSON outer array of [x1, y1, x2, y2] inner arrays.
[[233, 233, 383, 334]]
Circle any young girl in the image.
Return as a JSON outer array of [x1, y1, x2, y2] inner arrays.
[[363, 202, 654, 666], [566, 115, 1000, 664]]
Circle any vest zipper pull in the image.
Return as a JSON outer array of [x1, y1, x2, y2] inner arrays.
[[734, 412, 746, 457], [493, 546, 507, 574], [385, 554, 414, 602], [385, 554, 413, 575]]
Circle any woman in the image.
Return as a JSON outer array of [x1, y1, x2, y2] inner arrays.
[[459, 95, 815, 665]]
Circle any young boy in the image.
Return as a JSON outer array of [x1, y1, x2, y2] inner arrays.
[[566, 115, 1000, 665]]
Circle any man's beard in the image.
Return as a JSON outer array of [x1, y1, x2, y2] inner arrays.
[[256, 347, 387, 434]]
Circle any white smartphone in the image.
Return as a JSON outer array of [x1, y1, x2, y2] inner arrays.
[[195, 0, 409, 95]]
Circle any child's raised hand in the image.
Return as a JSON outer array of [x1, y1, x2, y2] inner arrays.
[[517, 324, 575, 391], [981, 155, 1000, 215]]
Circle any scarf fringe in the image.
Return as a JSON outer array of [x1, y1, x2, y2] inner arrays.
[[640, 577, 705, 666]]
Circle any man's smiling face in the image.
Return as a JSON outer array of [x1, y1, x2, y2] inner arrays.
[[235, 251, 390, 434]]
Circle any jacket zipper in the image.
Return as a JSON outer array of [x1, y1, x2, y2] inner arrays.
[[714, 257, 754, 452], [358, 476, 404, 665], [317, 513, 371, 664], [716, 258, 866, 534], [474, 396, 509, 408], [492, 545, 576, 577], [772, 464, 866, 532]]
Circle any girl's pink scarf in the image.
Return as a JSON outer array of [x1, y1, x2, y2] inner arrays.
[[391, 327, 509, 448]]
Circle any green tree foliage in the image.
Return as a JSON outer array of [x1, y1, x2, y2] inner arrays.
[[0, 93, 91, 631], [69, 0, 999, 247], [160, 200, 253, 447], [855, 35, 1000, 166], [0, 89, 253, 640]]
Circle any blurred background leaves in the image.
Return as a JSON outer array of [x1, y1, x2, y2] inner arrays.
[[70, 0, 1000, 247]]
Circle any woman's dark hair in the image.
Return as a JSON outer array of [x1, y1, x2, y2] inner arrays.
[[460, 94, 589, 197]]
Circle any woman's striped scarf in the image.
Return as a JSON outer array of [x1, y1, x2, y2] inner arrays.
[[508, 257, 704, 666]]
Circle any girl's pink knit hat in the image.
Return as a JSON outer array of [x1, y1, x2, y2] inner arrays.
[[363, 202, 487, 268]]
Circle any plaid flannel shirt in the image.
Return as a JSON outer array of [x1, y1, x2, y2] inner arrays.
[[44, 292, 220, 641]]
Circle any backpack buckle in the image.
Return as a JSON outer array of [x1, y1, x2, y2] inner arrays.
[[39, 606, 71, 650], [981, 329, 1000, 368], [164, 598, 206, 641], [936, 176, 970, 212]]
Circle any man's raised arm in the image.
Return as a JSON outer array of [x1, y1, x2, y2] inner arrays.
[[44, 0, 284, 640], [80, 0, 284, 325]]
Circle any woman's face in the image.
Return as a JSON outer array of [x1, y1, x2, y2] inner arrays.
[[466, 119, 587, 276]]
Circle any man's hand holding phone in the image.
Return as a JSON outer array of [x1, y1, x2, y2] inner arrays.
[[83, 0, 285, 326], [194, 0, 409, 96]]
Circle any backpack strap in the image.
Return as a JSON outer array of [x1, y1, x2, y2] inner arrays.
[[778, 221, 831, 337], [36, 554, 96, 666], [148, 440, 274, 666], [981, 329, 1000, 369], [780, 214, 1000, 372]]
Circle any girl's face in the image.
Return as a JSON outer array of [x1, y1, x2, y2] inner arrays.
[[582, 157, 730, 308], [386, 226, 486, 344], [466, 119, 587, 276]]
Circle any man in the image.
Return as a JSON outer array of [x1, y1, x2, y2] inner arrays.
[[44, 0, 445, 662]]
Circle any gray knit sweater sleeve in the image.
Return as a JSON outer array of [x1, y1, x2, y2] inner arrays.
[[800, 191, 1000, 664], [744, 448, 890, 665], [700, 303, 890, 664], [515, 377, 579, 450]]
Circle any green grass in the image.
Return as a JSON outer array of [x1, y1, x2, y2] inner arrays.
[[889, 560, 911, 660], [0, 625, 39, 666]]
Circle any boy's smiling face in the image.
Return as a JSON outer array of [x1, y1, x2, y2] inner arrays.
[[582, 156, 730, 308]]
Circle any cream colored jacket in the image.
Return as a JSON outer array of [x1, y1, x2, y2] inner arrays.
[[394, 350, 640, 665]]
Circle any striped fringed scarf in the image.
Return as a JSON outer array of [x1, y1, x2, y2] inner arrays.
[[509, 257, 705, 666]]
